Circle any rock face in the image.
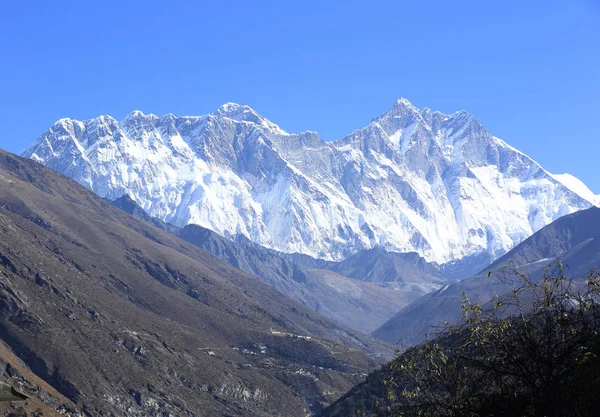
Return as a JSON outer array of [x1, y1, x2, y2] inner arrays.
[[22, 99, 595, 265], [0, 149, 390, 416]]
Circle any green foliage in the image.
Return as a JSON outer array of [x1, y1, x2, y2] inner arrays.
[[377, 262, 600, 417]]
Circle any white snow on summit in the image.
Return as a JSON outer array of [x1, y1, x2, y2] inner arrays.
[[21, 98, 594, 264], [552, 173, 599, 206]]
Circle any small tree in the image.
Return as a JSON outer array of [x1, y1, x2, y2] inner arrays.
[[380, 261, 600, 417]]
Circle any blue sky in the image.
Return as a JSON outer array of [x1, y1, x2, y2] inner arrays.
[[1, 0, 599, 190]]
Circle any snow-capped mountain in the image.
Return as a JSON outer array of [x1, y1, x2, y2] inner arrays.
[[21, 98, 596, 264]]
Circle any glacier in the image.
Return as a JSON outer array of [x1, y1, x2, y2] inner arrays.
[[21, 98, 596, 264]]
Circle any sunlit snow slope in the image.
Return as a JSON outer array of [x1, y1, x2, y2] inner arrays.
[[22, 98, 596, 264]]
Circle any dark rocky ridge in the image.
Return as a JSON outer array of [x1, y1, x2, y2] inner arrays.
[[0, 149, 390, 416]]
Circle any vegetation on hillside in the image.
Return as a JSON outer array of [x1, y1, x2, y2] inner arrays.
[[322, 262, 600, 417]]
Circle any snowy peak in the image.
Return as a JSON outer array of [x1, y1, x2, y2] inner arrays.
[[344, 98, 485, 158], [215, 102, 286, 134], [22, 98, 595, 265], [124, 109, 147, 119], [372, 98, 476, 134], [216, 102, 257, 119], [376, 97, 423, 122], [121, 109, 159, 126], [552, 173, 600, 206]]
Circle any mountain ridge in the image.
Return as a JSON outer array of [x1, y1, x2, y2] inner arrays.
[[22, 98, 595, 267]]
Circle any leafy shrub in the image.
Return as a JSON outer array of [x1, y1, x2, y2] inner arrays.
[[376, 262, 600, 417]]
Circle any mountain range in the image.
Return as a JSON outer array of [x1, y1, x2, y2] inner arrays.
[[22, 99, 598, 275]]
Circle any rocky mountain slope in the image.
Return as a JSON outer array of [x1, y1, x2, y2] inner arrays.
[[0, 149, 390, 416], [0, 338, 81, 417], [372, 206, 600, 347], [22, 99, 595, 268]]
